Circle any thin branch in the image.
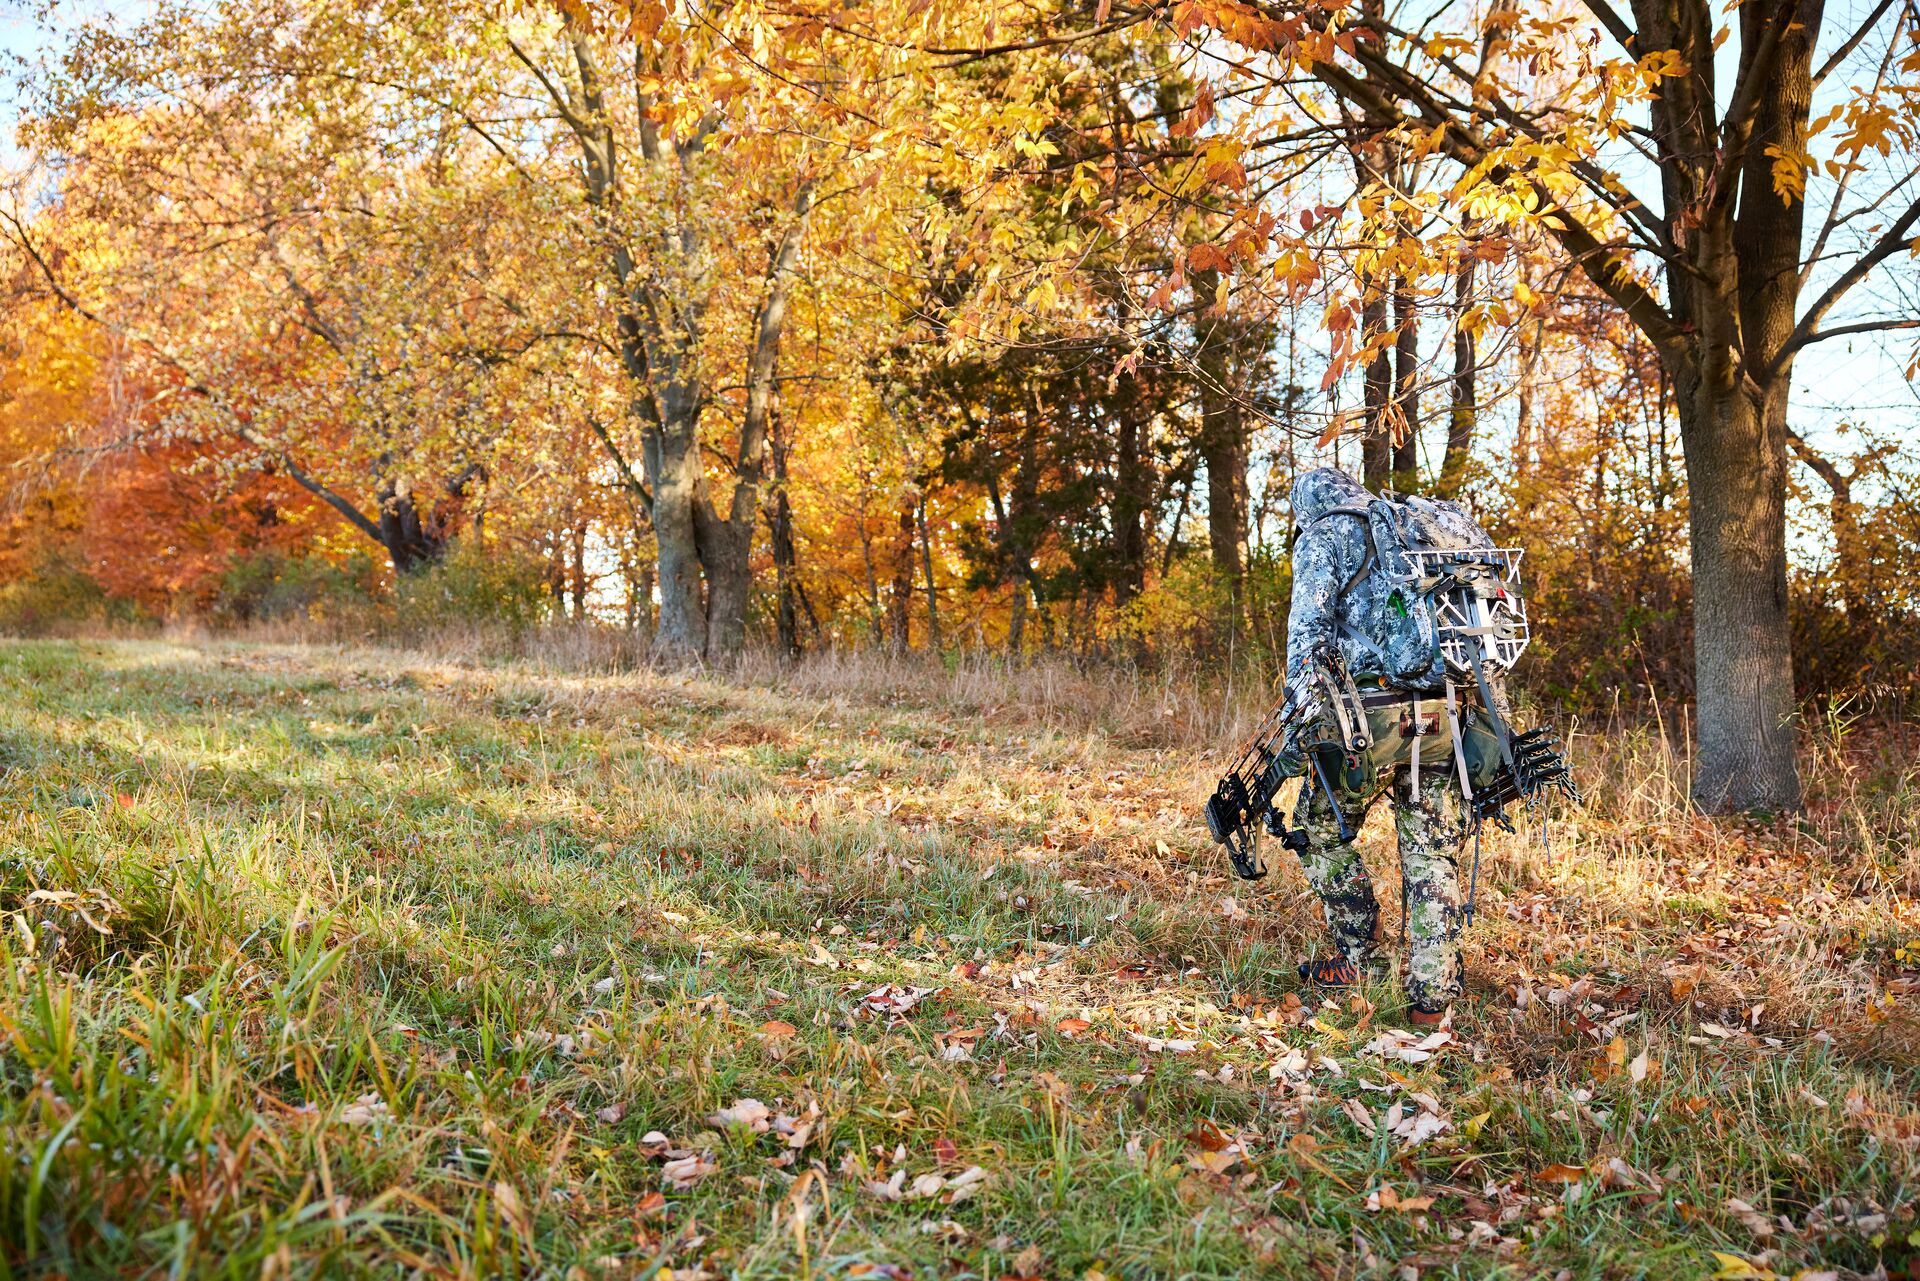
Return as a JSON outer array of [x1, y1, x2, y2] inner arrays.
[[1775, 191, 1920, 368], [1579, 0, 1638, 50], [505, 33, 596, 140], [587, 414, 654, 515], [1814, 0, 1899, 85], [0, 203, 387, 546]]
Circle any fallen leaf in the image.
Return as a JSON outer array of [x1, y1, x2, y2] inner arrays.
[[1366, 1184, 1436, 1212], [660, 1153, 714, 1189], [861, 984, 939, 1016], [338, 1094, 391, 1126], [1187, 1118, 1232, 1152], [1724, 1197, 1775, 1239], [1390, 1110, 1451, 1147], [707, 1098, 774, 1132], [1535, 1164, 1587, 1185], [1187, 1148, 1241, 1175], [760, 1020, 799, 1038], [493, 1181, 531, 1238], [1707, 1251, 1776, 1279]]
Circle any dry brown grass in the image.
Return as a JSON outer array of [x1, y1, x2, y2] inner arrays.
[[15, 629, 1909, 1277]]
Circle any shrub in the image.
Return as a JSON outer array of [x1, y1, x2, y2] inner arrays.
[[211, 550, 382, 624], [0, 558, 142, 636], [392, 540, 554, 633]]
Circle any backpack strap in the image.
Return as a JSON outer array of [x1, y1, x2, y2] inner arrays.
[[1305, 504, 1377, 595]]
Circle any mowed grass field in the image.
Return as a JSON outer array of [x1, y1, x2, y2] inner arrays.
[[1, 637, 1917, 1279]]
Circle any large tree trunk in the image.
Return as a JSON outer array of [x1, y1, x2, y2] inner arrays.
[[1637, 0, 1817, 812], [377, 477, 450, 576], [648, 420, 710, 661], [701, 521, 754, 661], [1676, 378, 1800, 811], [1192, 270, 1249, 595]]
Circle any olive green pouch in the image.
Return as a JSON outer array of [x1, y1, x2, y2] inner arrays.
[[1325, 696, 1505, 797]]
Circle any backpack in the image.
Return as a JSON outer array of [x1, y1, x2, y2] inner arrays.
[[1313, 492, 1529, 692]]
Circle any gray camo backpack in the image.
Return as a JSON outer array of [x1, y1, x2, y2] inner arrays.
[[1318, 492, 1527, 692]]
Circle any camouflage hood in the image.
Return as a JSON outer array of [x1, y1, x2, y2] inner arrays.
[[1290, 467, 1372, 533]]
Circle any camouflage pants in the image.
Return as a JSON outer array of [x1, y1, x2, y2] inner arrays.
[[1289, 762, 1468, 1008]]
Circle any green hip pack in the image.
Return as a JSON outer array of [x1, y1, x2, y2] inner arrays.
[[1312, 690, 1505, 803]]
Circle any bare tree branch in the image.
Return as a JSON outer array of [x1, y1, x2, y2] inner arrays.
[[1775, 191, 1920, 368], [1814, 0, 1899, 86], [0, 202, 387, 546]]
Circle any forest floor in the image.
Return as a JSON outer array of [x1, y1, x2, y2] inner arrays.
[[2, 636, 1918, 1279]]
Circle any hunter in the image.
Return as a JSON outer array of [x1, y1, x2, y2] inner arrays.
[[1282, 466, 1469, 1027]]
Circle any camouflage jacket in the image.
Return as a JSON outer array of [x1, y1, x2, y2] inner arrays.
[[1285, 467, 1397, 688]]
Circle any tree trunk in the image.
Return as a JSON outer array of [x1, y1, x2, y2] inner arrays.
[[1360, 286, 1392, 491], [377, 478, 449, 576], [697, 183, 815, 664], [1200, 412, 1247, 590], [1438, 249, 1476, 499], [888, 494, 914, 654], [768, 417, 803, 662], [916, 492, 941, 651], [570, 521, 588, 621], [1113, 405, 1150, 604], [1007, 575, 1027, 655], [648, 423, 710, 661], [1193, 272, 1249, 595], [636, 565, 655, 635], [1513, 312, 1541, 479], [1675, 377, 1800, 811], [1653, 0, 1818, 813], [1391, 276, 1419, 490]]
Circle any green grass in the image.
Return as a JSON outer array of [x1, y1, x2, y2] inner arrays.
[[0, 638, 1916, 1278]]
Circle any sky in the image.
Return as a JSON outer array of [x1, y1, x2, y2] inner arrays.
[[0, 7, 28, 167]]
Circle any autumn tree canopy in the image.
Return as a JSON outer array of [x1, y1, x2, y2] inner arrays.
[[3, 0, 1917, 812]]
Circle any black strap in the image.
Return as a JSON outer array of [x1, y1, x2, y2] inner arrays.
[[1310, 504, 1378, 595], [1466, 639, 1517, 770], [1465, 820, 1483, 926]]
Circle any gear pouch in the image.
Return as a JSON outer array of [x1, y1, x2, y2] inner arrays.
[[1341, 697, 1504, 796]]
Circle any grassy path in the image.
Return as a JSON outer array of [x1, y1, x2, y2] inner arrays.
[[0, 638, 1915, 1278]]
